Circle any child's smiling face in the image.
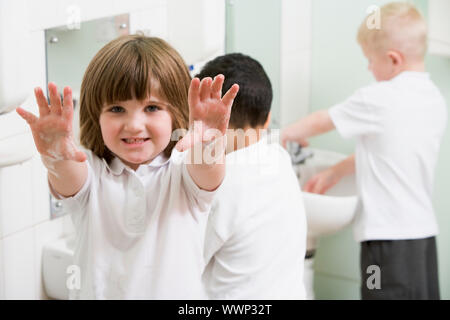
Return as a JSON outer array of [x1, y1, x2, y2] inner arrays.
[[99, 90, 173, 170]]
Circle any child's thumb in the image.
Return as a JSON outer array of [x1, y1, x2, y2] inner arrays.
[[75, 150, 87, 162], [16, 107, 38, 125]]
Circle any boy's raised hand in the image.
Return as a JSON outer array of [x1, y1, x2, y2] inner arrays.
[[16, 83, 86, 163], [176, 75, 239, 152]]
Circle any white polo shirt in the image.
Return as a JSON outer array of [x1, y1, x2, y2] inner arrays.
[[52, 148, 215, 299], [202, 136, 307, 299], [329, 71, 447, 242]]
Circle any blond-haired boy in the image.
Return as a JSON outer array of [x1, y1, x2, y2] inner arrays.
[[282, 2, 447, 299]]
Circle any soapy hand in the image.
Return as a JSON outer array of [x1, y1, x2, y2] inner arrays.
[[16, 83, 86, 165], [176, 75, 239, 152]]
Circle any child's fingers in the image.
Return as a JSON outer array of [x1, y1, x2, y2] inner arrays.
[[303, 178, 315, 193], [315, 182, 326, 195], [62, 87, 74, 122], [314, 176, 331, 195], [34, 87, 50, 117], [199, 77, 212, 101], [188, 78, 201, 109], [221, 84, 239, 108], [16, 107, 38, 126], [210, 74, 224, 99], [48, 82, 63, 115], [312, 183, 324, 194], [304, 175, 321, 193]]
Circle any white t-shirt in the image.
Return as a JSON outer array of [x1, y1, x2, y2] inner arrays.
[[52, 149, 215, 299], [329, 71, 448, 242], [202, 136, 307, 299]]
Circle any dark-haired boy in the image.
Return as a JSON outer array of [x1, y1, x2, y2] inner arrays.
[[199, 53, 307, 299]]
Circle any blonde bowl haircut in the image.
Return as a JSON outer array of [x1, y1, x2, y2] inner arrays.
[[79, 35, 191, 163], [357, 2, 428, 61]]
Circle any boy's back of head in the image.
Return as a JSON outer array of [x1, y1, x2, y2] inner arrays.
[[357, 2, 427, 63], [196, 53, 272, 129]]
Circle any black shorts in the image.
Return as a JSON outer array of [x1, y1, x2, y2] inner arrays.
[[360, 236, 440, 300]]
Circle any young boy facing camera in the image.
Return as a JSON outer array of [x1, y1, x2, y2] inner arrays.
[[282, 3, 447, 299]]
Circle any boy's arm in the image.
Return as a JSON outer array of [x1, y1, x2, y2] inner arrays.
[[176, 75, 239, 191], [281, 110, 335, 148], [16, 83, 87, 197], [303, 154, 355, 194]]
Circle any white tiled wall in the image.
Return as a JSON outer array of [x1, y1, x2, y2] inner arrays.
[[0, 155, 74, 300], [429, 0, 450, 57], [0, 161, 34, 238], [279, 0, 312, 127], [2, 228, 36, 299]]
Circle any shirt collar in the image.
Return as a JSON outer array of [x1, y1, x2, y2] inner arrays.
[[396, 71, 430, 79], [102, 153, 170, 176]]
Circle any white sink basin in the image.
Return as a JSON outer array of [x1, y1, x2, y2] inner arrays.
[[42, 234, 76, 300], [293, 148, 357, 250]]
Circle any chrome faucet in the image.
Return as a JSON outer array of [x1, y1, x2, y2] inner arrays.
[[287, 142, 314, 165]]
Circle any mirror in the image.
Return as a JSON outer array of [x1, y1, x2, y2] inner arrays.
[[45, 13, 130, 101]]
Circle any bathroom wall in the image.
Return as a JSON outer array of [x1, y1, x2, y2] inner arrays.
[[225, 0, 282, 127], [309, 0, 450, 299], [225, 0, 312, 129], [425, 55, 450, 300], [0, 156, 75, 299]]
